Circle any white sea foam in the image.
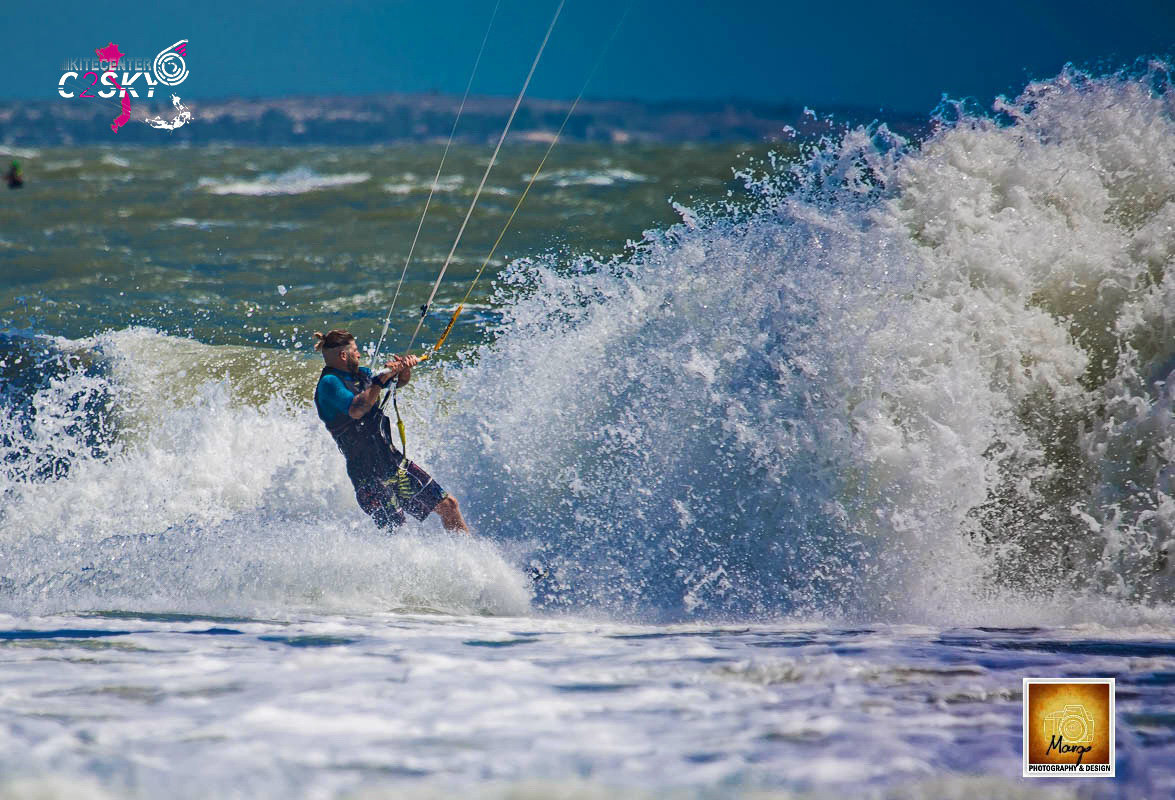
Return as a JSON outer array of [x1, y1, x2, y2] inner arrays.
[[531, 167, 651, 186], [0, 328, 530, 617], [0, 614, 1162, 799], [0, 147, 40, 160], [200, 167, 370, 196], [168, 217, 236, 229], [42, 159, 84, 171], [414, 64, 1175, 620], [382, 174, 464, 195]]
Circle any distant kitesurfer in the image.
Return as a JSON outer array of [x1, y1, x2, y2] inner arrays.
[[5, 161, 22, 189], [313, 329, 469, 533]]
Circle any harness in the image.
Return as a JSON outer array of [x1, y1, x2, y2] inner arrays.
[[314, 367, 408, 496]]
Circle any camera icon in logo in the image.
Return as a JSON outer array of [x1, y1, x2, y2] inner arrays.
[[1043, 704, 1096, 744]]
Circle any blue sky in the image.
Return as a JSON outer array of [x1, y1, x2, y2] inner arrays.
[[13, 0, 1175, 114]]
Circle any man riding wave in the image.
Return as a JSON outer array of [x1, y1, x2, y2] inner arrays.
[[313, 329, 469, 533]]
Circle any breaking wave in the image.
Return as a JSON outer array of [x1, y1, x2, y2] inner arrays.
[[0, 330, 531, 617], [5, 64, 1175, 623], [426, 62, 1175, 620]]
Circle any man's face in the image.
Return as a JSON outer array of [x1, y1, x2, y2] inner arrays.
[[326, 341, 361, 372], [339, 341, 361, 371]]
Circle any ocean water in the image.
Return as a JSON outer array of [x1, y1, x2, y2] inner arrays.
[[0, 140, 761, 349], [2, 64, 1175, 798]]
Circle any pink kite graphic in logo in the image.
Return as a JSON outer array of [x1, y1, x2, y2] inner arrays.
[[95, 42, 131, 132]]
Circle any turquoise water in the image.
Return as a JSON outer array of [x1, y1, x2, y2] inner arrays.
[[0, 142, 774, 351]]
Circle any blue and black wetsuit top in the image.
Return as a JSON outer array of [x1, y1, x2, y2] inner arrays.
[[314, 366, 399, 490]]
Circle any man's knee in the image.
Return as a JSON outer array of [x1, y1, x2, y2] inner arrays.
[[433, 494, 469, 533]]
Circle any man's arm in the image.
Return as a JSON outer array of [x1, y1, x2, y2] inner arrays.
[[385, 354, 419, 388], [347, 379, 385, 419], [348, 355, 419, 418]]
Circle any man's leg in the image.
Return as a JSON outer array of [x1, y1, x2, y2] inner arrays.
[[434, 495, 469, 533], [396, 459, 468, 533], [356, 483, 406, 529]]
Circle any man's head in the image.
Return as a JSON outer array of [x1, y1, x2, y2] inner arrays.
[[314, 329, 361, 372]]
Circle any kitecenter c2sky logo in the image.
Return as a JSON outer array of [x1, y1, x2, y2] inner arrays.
[[57, 40, 191, 132]]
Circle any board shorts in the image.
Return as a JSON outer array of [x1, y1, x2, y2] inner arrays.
[[354, 460, 448, 530]]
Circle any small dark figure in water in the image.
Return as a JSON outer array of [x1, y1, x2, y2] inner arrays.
[[5, 160, 22, 189]]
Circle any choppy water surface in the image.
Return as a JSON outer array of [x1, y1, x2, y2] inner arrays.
[[2, 613, 1173, 799], [0, 141, 767, 350], [3, 65, 1175, 798]]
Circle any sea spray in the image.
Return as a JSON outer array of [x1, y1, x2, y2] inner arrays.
[[2, 65, 1175, 623], [428, 62, 1175, 619], [0, 329, 531, 616]]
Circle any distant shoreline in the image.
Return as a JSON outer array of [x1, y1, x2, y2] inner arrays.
[[0, 92, 929, 147]]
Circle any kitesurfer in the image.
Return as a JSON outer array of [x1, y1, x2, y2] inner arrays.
[[5, 160, 22, 189], [313, 329, 469, 533]]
